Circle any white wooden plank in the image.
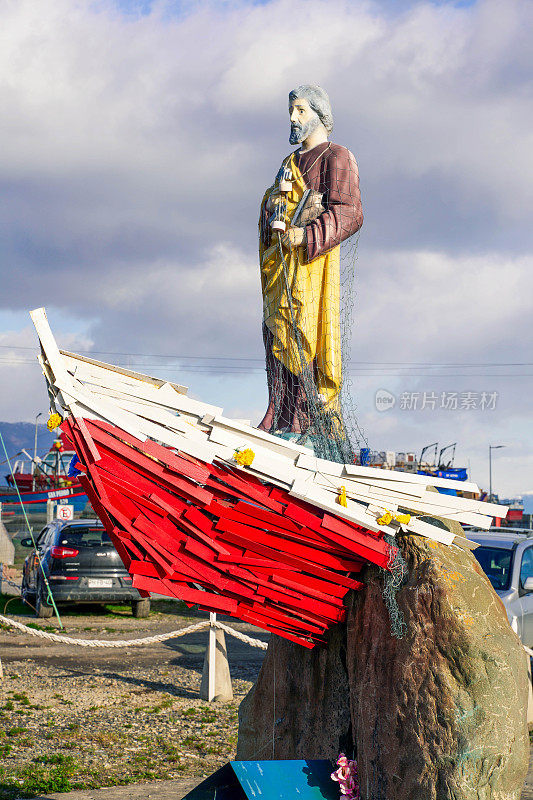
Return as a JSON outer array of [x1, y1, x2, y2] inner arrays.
[[63, 361, 223, 420], [109, 397, 211, 442], [297, 453, 344, 477], [60, 350, 188, 394], [343, 464, 480, 493], [367, 501, 399, 514], [341, 477, 428, 498], [56, 382, 149, 443], [208, 425, 298, 469], [312, 475, 494, 528], [59, 376, 224, 464], [157, 382, 223, 418], [290, 479, 395, 535], [403, 516, 455, 546], [212, 415, 313, 458], [290, 480, 457, 546], [313, 474, 425, 505], [31, 308, 74, 389]]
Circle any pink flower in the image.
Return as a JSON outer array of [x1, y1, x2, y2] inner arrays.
[[331, 754, 360, 800]]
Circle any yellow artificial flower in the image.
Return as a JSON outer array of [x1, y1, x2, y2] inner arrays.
[[234, 448, 255, 466], [395, 512, 411, 524], [377, 510, 393, 526], [376, 509, 412, 526], [47, 413, 62, 431], [337, 486, 348, 507]]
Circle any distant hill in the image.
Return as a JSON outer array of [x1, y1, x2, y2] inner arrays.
[[0, 422, 56, 482]]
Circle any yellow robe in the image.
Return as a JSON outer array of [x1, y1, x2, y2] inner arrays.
[[259, 153, 342, 408]]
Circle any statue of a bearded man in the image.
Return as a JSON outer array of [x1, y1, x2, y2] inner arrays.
[[257, 85, 363, 443]]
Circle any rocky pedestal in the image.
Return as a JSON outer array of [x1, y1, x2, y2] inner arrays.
[[237, 527, 530, 800]]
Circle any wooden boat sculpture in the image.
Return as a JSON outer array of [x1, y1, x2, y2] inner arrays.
[[31, 308, 506, 647]]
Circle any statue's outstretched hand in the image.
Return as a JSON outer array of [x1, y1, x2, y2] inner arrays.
[[280, 227, 305, 250]]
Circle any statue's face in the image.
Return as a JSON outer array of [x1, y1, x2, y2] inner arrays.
[[289, 97, 320, 145]]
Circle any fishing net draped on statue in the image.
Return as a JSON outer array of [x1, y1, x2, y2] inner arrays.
[[257, 142, 365, 465], [30, 308, 503, 648]]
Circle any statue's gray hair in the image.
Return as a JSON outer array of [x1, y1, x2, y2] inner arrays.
[[288, 84, 334, 133]]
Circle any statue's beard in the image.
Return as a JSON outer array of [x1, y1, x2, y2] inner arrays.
[[289, 115, 320, 145]]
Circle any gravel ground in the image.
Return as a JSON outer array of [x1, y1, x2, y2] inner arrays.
[[2, 594, 532, 800], [0, 598, 268, 799]]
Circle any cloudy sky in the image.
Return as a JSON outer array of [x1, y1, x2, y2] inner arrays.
[[0, 0, 531, 499]]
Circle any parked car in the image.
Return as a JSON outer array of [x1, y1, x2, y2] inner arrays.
[[20, 518, 150, 619], [468, 528, 533, 647]]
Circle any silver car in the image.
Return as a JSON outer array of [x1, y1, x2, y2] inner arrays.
[[468, 528, 533, 647]]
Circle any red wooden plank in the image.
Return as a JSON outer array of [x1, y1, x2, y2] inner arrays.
[[129, 560, 161, 578], [121, 538, 145, 561], [173, 513, 231, 557], [215, 518, 364, 572], [74, 416, 102, 462], [248, 601, 326, 634], [141, 437, 210, 483], [208, 465, 284, 512], [283, 501, 325, 532], [322, 513, 384, 546], [268, 573, 347, 605], [320, 515, 391, 565], [214, 527, 353, 588], [234, 501, 303, 533], [85, 423, 213, 505], [271, 568, 360, 596], [209, 501, 334, 552]]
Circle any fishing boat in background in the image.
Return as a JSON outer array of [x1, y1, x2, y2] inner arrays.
[[0, 432, 89, 514]]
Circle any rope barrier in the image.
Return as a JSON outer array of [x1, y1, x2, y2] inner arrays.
[[0, 614, 269, 650], [215, 620, 268, 650]]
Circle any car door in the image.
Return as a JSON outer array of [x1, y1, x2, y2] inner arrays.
[[519, 545, 533, 647]]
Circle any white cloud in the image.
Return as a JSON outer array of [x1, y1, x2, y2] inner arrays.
[[0, 0, 531, 496]]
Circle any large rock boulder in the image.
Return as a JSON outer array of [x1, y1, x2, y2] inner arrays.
[[237, 529, 529, 800]]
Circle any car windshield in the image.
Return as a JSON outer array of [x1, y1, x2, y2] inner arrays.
[[473, 546, 513, 591], [58, 527, 111, 548]]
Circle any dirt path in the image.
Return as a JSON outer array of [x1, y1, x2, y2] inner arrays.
[[0, 601, 268, 799]]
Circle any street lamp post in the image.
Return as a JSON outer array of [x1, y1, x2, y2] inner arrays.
[[33, 412, 42, 491], [489, 444, 506, 502]]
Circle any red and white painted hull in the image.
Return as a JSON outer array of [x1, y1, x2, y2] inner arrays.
[[30, 308, 507, 647]]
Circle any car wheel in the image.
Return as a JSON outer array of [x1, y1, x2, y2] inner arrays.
[[132, 598, 150, 618], [36, 583, 54, 619]]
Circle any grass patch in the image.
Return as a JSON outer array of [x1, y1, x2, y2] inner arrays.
[[12, 693, 30, 706], [10, 755, 80, 797], [26, 622, 56, 632], [6, 728, 26, 738]]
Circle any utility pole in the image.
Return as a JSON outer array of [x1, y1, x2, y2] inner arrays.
[[33, 412, 42, 491]]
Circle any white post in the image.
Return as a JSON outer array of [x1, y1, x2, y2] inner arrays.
[[199, 612, 233, 703], [208, 612, 217, 702], [46, 500, 55, 523]]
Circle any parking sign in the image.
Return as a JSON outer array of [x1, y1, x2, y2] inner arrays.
[[57, 504, 74, 521]]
